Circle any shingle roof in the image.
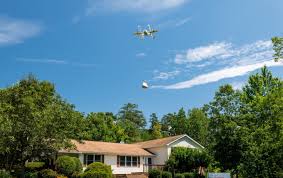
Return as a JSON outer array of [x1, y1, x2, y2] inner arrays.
[[60, 140, 154, 156], [134, 135, 186, 149]]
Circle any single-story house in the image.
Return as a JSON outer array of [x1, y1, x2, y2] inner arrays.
[[59, 134, 204, 175]]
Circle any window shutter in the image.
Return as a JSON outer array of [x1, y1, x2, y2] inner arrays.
[[102, 155, 104, 163], [117, 156, 120, 167], [83, 154, 87, 165], [138, 156, 140, 168]]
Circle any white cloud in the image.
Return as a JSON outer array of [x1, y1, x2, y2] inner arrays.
[[136, 52, 147, 57], [156, 60, 283, 89], [174, 42, 232, 64], [16, 58, 67, 64], [86, 0, 189, 15], [175, 17, 191, 26], [154, 70, 180, 80], [0, 17, 41, 46], [16, 58, 96, 67]]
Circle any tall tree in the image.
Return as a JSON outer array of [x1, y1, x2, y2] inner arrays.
[[149, 113, 162, 139], [116, 103, 146, 143], [0, 75, 84, 171], [204, 84, 245, 175], [187, 108, 209, 146], [272, 36, 283, 62], [83, 112, 127, 143]]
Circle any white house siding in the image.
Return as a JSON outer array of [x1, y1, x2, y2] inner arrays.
[[104, 155, 145, 174], [167, 136, 199, 158], [146, 147, 168, 165]]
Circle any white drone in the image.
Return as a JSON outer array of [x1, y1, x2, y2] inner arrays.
[[134, 25, 158, 39], [142, 81, 149, 89]]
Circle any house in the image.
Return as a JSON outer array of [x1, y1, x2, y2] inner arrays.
[[59, 134, 204, 175]]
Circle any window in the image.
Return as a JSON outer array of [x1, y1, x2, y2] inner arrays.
[[117, 156, 140, 167], [126, 156, 132, 167], [83, 154, 104, 165], [132, 157, 137, 167]]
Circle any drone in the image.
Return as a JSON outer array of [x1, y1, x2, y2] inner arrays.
[[134, 25, 158, 39]]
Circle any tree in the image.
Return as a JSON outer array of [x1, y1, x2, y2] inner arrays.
[[83, 112, 127, 142], [116, 103, 146, 142], [204, 84, 245, 175], [272, 36, 283, 62], [187, 108, 209, 146], [0, 75, 84, 171], [149, 113, 162, 139]]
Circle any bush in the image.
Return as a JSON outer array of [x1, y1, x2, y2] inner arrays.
[[0, 170, 12, 178], [183, 172, 196, 178], [55, 156, 82, 177], [175, 173, 185, 178], [82, 162, 112, 178], [161, 171, 172, 178], [39, 169, 58, 178], [149, 169, 161, 178], [80, 169, 112, 178], [25, 172, 39, 178], [25, 162, 45, 171]]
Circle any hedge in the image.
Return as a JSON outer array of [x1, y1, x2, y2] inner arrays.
[[55, 156, 82, 177], [175, 173, 185, 178], [149, 169, 161, 178], [0, 170, 12, 178], [39, 169, 58, 178], [182, 172, 196, 178], [161, 171, 172, 178], [25, 162, 45, 171], [80, 169, 112, 178]]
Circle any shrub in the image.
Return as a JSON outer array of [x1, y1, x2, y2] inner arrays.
[[82, 162, 112, 178], [55, 156, 82, 177], [80, 169, 112, 178], [182, 172, 196, 178], [39, 169, 58, 178], [175, 173, 185, 178], [0, 170, 12, 178], [25, 162, 45, 171], [84, 162, 111, 173], [25, 172, 39, 178], [149, 169, 161, 178], [161, 171, 172, 178]]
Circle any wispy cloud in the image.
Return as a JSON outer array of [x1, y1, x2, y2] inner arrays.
[[157, 16, 191, 29], [86, 0, 189, 15], [153, 70, 180, 80], [0, 17, 41, 46], [174, 42, 232, 64], [156, 60, 283, 89], [136, 52, 147, 57], [152, 40, 283, 90], [16, 58, 96, 67]]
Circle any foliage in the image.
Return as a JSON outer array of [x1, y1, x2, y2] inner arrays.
[[0, 170, 12, 178], [25, 162, 45, 171], [175, 173, 185, 178], [84, 162, 112, 176], [160, 171, 172, 178], [0, 75, 84, 170], [149, 113, 162, 139], [24, 172, 38, 178], [116, 103, 146, 142], [39, 169, 58, 178], [182, 172, 196, 178], [148, 169, 161, 178], [272, 36, 283, 62], [187, 108, 209, 146], [166, 147, 211, 173], [79, 169, 112, 178], [55, 156, 82, 177], [82, 112, 127, 143]]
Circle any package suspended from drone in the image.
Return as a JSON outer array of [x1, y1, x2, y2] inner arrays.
[[142, 81, 149, 89]]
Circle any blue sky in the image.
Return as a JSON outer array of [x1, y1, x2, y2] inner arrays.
[[1, 0, 283, 120]]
